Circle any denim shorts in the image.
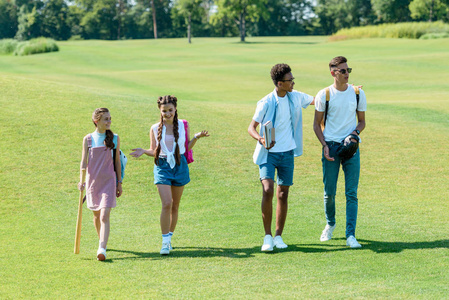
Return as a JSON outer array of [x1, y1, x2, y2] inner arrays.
[[154, 155, 190, 186], [259, 150, 294, 186]]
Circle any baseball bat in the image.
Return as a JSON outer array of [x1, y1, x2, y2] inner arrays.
[[74, 169, 86, 254]]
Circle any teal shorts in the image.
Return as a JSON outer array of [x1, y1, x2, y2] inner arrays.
[[259, 150, 294, 186], [154, 155, 190, 186]]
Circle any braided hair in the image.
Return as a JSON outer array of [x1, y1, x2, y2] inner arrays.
[[92, 108, 115, 149], [154, 95, 181, 166]]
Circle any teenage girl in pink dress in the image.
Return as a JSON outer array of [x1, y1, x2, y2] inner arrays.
[[130, 95, 209, 255], [78, 108, 123, 261]]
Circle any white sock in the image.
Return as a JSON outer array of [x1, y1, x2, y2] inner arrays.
[[99, 241, 106, 250], [162, 234, 170, 244]]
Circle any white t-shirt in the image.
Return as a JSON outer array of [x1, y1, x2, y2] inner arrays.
[[252, 90, 313, 162], [268, 95, 296, 153], [151, 120, 186, 155], [315, 85, 367, 142]]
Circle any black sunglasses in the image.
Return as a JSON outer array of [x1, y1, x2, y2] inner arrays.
[[335, 68, 352, 74], [280, 77, 295, 82]]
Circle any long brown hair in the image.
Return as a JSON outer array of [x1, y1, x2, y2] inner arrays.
[[154, 95, 181, 166], [92, 108, 115, 149]]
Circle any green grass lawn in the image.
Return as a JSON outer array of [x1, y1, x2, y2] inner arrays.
[[1, 36, 449, 299]]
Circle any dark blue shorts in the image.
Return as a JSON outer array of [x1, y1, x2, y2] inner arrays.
[[153, 155, 190, 186]]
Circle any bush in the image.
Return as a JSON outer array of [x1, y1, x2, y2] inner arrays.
[[0, 39, 19, 55], [1, 37, 59, 56], [68, 35, 83, 41], [13, 38, 59, 56], [419, 32, 449, 39], [330, 21, 449, 41]]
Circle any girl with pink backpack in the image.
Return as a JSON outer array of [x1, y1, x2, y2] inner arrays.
[[130, 95, 209, 255]]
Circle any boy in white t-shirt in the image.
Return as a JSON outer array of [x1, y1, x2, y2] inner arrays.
[[313, 56, 367, 248], [248, 64, 314, 251]]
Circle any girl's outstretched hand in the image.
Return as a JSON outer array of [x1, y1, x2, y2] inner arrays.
[[195, 130, 210, 139], [130, 148, 144, 158]]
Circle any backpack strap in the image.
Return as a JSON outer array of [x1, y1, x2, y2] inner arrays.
[[113, 146, 117, 179], [354, 86, 360, 111], [181, 119, 188, 142], [111, 135, 121, 182], [323, 87, 330, 127], [87, 134, 92, 150]]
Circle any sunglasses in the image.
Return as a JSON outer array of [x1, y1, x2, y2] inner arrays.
[[335, 68, 352, 74]]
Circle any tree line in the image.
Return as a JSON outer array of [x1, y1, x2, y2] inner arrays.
[[1, 0, 448, 42]]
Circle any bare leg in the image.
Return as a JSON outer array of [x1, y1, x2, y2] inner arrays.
[[275, 185, 289, 237], [169, 185, 185, 233], [93, 210, 101, 238], [157, 184, 173, 234], [99, 208, 111, 249], [261, 179, 275, 236]]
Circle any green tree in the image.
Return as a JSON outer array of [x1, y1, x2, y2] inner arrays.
[[76, 0, 131, 40], [409, 0, 449, 21], [315, 0, 375, 35], [125, 1, 153, 38], [15, 5, 41, 40], [349, 0, 376, 26], [40, 0, 71, 40], [253, 0, 315, 36], [315, 0, 351, 34], [173, 0, 209, 43], [371, 0, 412, 23], [0, 0, 18, 39], [67, 4, 85, 38], [133, 0, 173, 38], [212, 0, 268, 42]]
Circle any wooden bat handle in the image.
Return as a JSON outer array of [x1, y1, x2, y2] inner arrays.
[[74, 169, 86, 254]]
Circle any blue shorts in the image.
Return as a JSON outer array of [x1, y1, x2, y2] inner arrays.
[[154, 155, 190, 186], [259, 150, 294, 186]]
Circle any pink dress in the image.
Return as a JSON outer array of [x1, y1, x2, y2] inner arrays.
[[85, 134, 117, 211]]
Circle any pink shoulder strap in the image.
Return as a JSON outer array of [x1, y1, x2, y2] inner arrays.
[[182, 119, 188, 138]]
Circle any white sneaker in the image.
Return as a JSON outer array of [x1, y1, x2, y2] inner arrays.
[[261, 235, 274, 252], [320, 224, 336, 242], [169, 242, 173, 251], [346, 235, 362, 248], [97, 248, 106, 261], [160, 242, 170, 255], [273, 235, 288, 249]]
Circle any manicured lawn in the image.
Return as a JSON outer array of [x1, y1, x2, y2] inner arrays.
[[1, 36, 448, 298]]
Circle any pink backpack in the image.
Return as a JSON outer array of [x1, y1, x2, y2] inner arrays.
[[181, 120, 194, 164]]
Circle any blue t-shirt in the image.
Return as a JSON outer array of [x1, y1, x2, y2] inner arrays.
[[91, 131, 118, 149]]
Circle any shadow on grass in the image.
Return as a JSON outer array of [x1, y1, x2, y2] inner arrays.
[[295, 238, 449, 254], [106, 244, 353, 260], [357, 238, 449, 253], [105, 239, 449, 260], [107, 247, 261, 261]]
